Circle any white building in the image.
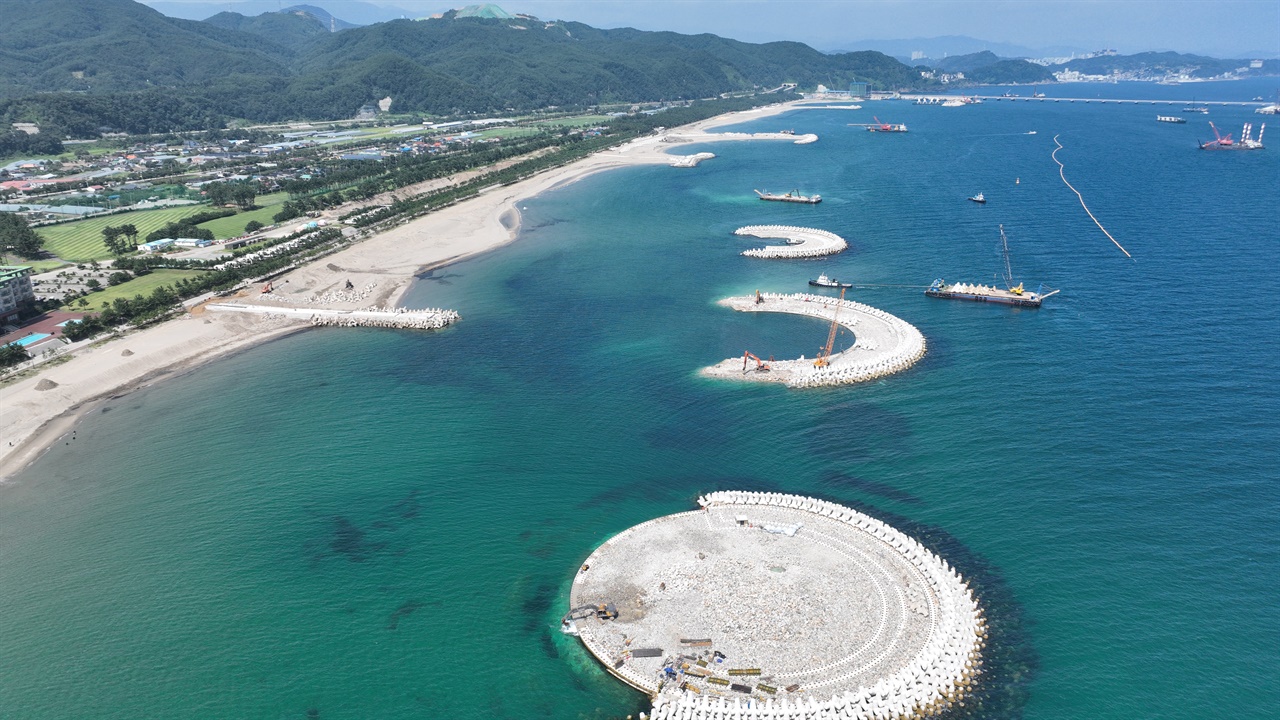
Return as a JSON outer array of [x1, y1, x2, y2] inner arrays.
[[0, 265, 35, 322]]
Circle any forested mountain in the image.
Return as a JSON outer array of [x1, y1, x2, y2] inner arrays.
[[932, 51, 1004, 73], [1047, 51, 1277, 77], [0, 0, 292, 97], [0, 0, 932, 135], [965, 60, 1054, 84], [202, 9, 333, 50]]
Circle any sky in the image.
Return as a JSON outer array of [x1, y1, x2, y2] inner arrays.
[[144, 1, 1280, 58]]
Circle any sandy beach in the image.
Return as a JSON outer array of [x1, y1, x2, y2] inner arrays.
[[0, 100, 807, 479]]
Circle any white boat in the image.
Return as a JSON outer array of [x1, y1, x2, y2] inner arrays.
[[967, 193, 986, 204]]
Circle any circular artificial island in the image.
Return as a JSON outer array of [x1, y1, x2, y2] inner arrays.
[[566, 492, 985, 720]]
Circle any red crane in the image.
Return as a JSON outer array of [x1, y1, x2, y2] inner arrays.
[[1201, 121, 1234, 149]]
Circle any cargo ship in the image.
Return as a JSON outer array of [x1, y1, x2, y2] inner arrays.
[[925, 225, 1059, 308], [755, 189, 821, 204], [1156, 115, 1186, 123]]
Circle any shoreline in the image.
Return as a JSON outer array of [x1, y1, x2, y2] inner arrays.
[[0, 99, 806, 479]]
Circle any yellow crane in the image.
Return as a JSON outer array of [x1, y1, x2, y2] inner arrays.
[[813, 287, 846, 367]]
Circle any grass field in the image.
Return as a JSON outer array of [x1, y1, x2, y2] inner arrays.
[[13, 259, 71, 273], [62, 269, 206, 312], [530, 115, 611, 128], [476, 127, 544, 140], [196, 192, 289, 240], [36, 205, 213, 262]]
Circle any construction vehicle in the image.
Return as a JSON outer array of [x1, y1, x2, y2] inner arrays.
[[813, 287, 846, 367], [742, 351, 772, 373], [755, 289, 765, 305], [261, 281, 273, 293]]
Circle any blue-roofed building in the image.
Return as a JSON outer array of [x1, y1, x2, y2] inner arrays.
[[138, 239, 175, 254]]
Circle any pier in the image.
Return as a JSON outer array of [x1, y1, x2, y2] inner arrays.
[[205, 303, 459, 330], [734, 226, 847, 259], [702, 293, 926, 388], [568, 491, 985, 720]]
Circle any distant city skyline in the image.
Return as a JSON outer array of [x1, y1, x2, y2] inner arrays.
[[144, 0, 1280, 58]]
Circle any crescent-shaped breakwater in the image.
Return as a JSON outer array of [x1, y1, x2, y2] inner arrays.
[[735, 226, 848, 259], [568, 491, 985, 720], [702, 293, 925, 388], [205, 303, 459, 330]]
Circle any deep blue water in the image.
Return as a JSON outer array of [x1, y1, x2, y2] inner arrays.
[[2, 79, 1277, 719]]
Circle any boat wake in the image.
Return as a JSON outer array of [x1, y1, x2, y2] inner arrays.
[[1052, 135, 1133, 259]]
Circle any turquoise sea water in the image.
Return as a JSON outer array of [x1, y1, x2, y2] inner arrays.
[[2, 80, 1278, 719]]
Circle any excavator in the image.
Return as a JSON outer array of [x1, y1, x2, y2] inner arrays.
[[813, 287, 846, 368], [742, 351, 772, 373]]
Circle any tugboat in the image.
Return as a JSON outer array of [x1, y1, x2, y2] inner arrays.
[[809, 273, 853, 288], [967, 193, 986, 204]]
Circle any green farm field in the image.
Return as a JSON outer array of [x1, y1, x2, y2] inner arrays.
[[62, 269, 206, 312], [36, 205, 211, 262], [195, 192, 288, 239]]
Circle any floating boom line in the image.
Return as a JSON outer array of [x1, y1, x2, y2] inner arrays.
[[1052, 134, 1132, 259]]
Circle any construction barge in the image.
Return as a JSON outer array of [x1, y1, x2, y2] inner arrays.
[[754, 189, 821, 204], [1199, 121, 1265, 150], [926, 226, 1058, 308]]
